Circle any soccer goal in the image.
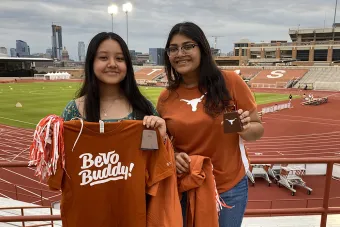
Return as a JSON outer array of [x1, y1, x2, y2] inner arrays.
[[34, 74, 46, 80]]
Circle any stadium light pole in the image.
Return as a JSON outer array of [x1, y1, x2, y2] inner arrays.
[[334, 0, 338, 27], [333, 0, 338, 40], [122, 2, 133, 46], [108, 4, 118, 32]]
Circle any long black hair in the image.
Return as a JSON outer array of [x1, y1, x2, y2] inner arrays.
[[164, 22, 232, 117], [77, 32, 154, 121]]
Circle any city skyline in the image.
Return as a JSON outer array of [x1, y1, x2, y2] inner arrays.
[[0, 0, 338, 60]]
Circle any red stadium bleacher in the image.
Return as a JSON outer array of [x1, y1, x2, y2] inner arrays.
[[249, 69, 308, 88], [134, 68, 164, 80], [222, 68, 261, 80]]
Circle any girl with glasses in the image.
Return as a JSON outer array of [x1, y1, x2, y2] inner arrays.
[[157, 22, 264, 227]]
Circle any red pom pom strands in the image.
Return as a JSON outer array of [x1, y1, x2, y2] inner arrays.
[[29, 115, 64, 181]]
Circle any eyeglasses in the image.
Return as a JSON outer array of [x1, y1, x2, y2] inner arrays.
[[165, 44, 198, 57]]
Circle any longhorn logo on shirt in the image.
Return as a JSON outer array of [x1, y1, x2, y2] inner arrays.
[[180, 94, 205, 112], [78, 151, 134, 186]]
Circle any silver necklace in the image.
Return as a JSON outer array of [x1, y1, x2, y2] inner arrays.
[[101, 96, 123, 117]]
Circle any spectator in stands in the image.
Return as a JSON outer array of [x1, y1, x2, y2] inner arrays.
[[157, 22, 264, 227], [60, 32, 166, 138]]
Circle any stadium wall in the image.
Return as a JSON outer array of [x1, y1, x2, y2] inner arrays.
[[35, 67, 84, 78]]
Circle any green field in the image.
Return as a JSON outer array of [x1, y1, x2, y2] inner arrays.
[[0, 82, 293, 128]]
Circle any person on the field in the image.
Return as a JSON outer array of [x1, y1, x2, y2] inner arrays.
[[308, 93, 313, 101], [157, 22, 264, 227], [60, 32, 165, 138]]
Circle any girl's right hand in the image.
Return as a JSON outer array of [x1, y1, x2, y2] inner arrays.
[[174, 152, 191, 174]]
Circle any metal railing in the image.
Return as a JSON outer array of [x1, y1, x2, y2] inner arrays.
[[245, 157, 340, 227], [0, 157, 340, 227], [0, 206, 58, 227], [248, 197, 340, 211], [0, 181, 59, 206]]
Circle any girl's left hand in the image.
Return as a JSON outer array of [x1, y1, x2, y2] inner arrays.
[[143, 116, 167, 139], [238, 109, 251, 131]]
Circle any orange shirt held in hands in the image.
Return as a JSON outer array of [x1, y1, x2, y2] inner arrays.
[[47, 120, 179, 227]]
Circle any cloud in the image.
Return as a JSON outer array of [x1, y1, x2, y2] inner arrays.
[[0, 0, 336, 59]]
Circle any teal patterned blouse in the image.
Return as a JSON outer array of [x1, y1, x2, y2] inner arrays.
[[61, 99, 158, 122]]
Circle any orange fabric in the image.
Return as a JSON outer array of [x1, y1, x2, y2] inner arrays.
[[47, 120, 176, 227], [157, 71, 256, 193], [177, 155, 219, 227], [146, 139, 183, 227]]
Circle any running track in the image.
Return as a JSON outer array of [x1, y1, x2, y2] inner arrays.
[[246, 89, 340, 159], [244, 89, 340, 210], [0, 125, 59, 206]]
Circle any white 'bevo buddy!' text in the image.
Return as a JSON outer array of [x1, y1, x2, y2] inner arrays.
[[78, 150, 135, 186]]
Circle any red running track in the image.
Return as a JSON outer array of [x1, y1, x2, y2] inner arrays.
[[245, 90, 340, 211], [0, 125, 60, 206]]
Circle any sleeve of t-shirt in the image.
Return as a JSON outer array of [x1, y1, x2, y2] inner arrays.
[[227, 71, 257, 113], [145, 130, 175, 196], [47, 157, 64, 191], [156, 89, 168, 117]]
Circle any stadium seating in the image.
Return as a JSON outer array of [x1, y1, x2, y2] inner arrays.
[[133, 66, 340, 91], [134, 68, 164, 80], [249, 69, 308, 88], [294, 67, 340, 91], [221, 68, 261, 79]]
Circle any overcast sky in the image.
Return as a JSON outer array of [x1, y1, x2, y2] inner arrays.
[[0, 0, 338, 60]]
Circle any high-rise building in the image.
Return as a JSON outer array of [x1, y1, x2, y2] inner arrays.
[[78, 41, 86, 62], [129, 50, 136, 60], [10, 48, 16, 57], [45, 48, 52, 58], [46, 48, 52, 55], [0, 47, 8, 55], [52, 24, 63, 60], [16, 40, 30, 57], [149, 48, 165, 65]]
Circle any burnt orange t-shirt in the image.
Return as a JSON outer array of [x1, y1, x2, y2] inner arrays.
[[157, 71, 256, 193], [48, 120, 174, 227]]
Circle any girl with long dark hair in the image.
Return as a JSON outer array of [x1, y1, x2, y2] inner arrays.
[[62, 32, 165, 136], [157, 22, 264, 227]]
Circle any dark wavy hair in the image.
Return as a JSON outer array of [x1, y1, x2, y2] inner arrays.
[[164, 22, 232, 117], [76, 32, 154, 121]]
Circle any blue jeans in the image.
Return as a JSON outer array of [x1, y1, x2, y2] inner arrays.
[[181, 175, 248, 227]]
